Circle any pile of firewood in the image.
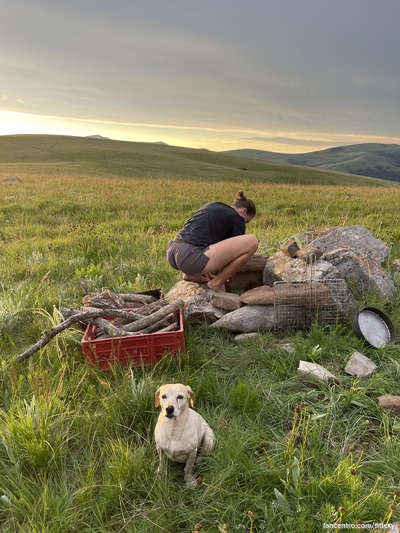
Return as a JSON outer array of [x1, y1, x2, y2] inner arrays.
[[77, 289, 182, 339], [16, 289, 183, 362]]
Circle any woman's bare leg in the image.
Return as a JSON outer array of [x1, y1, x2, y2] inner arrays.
[[202, 234, 258, 292]]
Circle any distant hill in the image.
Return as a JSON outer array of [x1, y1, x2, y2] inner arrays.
[[86, 134, 110, 140], [0, 134, 396, 187], [223, 143, 400, 183]]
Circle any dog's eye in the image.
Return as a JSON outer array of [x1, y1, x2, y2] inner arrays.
[[161, 394, 167, 399], [177, 395, 184, 400]]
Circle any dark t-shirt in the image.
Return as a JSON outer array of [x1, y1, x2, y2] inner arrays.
[[177, 202, 246, 247]]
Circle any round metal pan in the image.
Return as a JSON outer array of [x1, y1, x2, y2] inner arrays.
[[353, 307, 396, 348]]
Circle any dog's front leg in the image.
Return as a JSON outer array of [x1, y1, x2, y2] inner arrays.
[[184, 450, 198, 488], [156, 446, 167, 477]]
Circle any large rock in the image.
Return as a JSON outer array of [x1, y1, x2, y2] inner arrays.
[[210, 305, 276, 333], [323, 248, 396, 300], [307, 225, 390, 264], [263, 224, 396, 304], [263, 251, 342, 285], [165, 281, 227, 324]]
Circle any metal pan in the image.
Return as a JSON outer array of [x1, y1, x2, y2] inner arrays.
[[353, 307, 396, 348]]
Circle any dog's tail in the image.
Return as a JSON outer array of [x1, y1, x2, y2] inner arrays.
[[201, 425, 215, 453]]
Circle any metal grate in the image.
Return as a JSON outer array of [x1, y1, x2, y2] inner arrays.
[[273, 278, 349, 331]]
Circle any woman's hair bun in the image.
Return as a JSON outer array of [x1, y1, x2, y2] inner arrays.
[[236, 190, 247, 201]]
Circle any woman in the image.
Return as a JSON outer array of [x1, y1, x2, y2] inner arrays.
[[166, 191, 258, 292]]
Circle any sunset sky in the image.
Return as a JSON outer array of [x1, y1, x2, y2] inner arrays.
[[1, 0, 399, 153]]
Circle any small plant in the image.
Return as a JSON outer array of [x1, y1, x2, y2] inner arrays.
[[75, 263, 105, 291]]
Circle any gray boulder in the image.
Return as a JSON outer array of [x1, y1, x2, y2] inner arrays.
[[211, 305, 276, 333], [308, 225, 390, 264]]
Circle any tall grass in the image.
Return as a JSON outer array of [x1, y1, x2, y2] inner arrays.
[[1, 165, 400, 532]]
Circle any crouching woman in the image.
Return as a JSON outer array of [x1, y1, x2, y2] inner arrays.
[[166, 190, 258, 292]]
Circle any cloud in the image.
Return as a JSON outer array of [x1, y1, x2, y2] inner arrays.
[[242, 137, 348, 148], [1, 0, 400, 150]]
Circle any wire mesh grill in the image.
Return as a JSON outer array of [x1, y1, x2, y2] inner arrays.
[[273, 278, 349, 331]]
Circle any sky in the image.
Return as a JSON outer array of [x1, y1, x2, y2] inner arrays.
[[1, 0, 400, 153]]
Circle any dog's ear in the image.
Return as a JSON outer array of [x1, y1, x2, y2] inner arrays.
[[187, 386, 195, 408], [155, 388, 161, 408]]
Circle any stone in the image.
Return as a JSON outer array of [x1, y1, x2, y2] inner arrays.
[[236, 253, 268, 273], [240, 282, 333, 308], [234, 332, 260, 343], [166, 280, 208, 303], [277, 343, 296, 352], [227, 254, 268, 291], [297, 360, 338, 383], [211, 305, 276, 333], [263, 251, 343, 285], [227, 271, 264, 291], [240, 285, 275, 305], [211, 292, 242, 311], [392, 259, 400, 272], [344, 350, 378, 378], [280, 239, 300, 258], [165, 281, 227, 324], [378, 394, 400, 416], [323, 248, 396, 300], [295, 246, 323, 263], [308, 225, 390, 264]]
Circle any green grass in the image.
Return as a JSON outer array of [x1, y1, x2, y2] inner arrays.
[[0, 136, 400, 532]]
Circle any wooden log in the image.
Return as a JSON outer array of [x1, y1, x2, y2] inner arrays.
[[134, 313, 177, 335], [117, 293, 158, 304], [82, 290, 127, 309], [117, 300, 184, 332], [60, 307, 146, 322], [91, 318, 138, 338], [82, 291, 158, 309], [110, 300, 169, 327]]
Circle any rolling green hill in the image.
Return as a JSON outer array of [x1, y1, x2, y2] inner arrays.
[[0, 134, 396, 187], [223, 143, 400, 183]]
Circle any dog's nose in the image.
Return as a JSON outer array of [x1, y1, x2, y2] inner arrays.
[[165, 405, 174, 416]]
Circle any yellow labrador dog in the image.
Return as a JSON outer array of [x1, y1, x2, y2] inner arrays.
[[154, 383, 215, 488]]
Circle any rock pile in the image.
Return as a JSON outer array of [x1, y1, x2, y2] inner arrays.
[[166, 225, 397, 334]]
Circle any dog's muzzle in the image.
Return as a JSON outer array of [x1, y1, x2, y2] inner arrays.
[[165, 405, 175, 417]]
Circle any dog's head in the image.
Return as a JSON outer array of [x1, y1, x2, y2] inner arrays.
[[155, 383, 195, 418]]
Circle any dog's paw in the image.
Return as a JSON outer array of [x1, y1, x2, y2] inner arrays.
[[185, 477, 203, 489]]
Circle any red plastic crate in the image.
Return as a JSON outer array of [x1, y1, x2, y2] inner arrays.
[[81, 310, 185, 371]]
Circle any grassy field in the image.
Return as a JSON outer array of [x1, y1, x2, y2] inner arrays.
[[0, 136, 400, 532]]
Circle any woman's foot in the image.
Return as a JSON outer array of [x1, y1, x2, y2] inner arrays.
[[183, 274, 211, 283]]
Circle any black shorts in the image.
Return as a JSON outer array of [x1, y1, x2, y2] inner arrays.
[[166, 241, 210, 276]]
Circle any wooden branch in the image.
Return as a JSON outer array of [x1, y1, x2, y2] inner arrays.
[[118, 293, 159, 304], [60, 307, 145, 322], [119, 300, 183, 332], [17, 309, 126, 361], [134, 313, 177, 335], [16, 300, 184, 362], [91, 318, 137, 338]]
